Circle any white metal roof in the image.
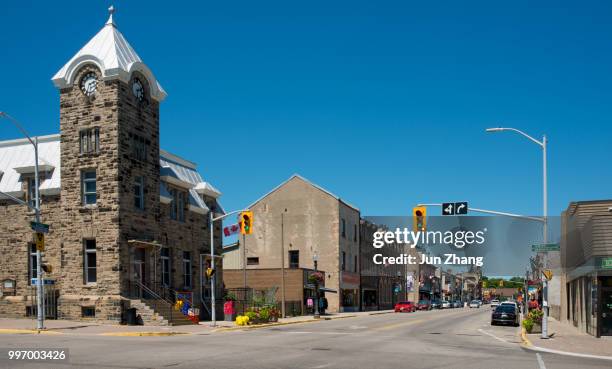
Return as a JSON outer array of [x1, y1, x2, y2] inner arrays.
[[51, 9, 167, 102], [0, 134, 61, 198], [0, 134, 221, 215]]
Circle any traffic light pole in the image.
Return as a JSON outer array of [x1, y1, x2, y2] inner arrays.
[[207, 208, 249, 327]]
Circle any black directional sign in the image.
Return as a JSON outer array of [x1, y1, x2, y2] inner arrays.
[[455, 202, 468, 215], [441, 202, 469, 215]]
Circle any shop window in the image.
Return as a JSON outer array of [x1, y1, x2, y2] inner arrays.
[[81, 306, 96, 318]]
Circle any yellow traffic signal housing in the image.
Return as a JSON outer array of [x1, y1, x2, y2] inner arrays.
[[239, 211, 253, 235], [205, 267, 215, 279], [413, 206, 426, 232]]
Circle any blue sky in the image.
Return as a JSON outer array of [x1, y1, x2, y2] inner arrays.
[[1, 0, 611, 220]]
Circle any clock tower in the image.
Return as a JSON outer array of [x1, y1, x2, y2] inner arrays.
[[51, 7, 166, 321]]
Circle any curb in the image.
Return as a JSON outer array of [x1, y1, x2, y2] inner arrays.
[[0, 329, 63, 335], [521, 327, 612, 361], [99, 331, 191, 337], [213, 314, 359, 332]]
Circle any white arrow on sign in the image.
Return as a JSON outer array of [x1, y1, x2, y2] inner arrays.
[[444, 204, 454, 214], [456, 203, 466, 213]]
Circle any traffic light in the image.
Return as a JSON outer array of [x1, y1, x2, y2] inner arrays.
[[239, 211, 253, 235], [205, 267, 215, 279], [413, 206, 426, 232], [41, 264, 52, 274]]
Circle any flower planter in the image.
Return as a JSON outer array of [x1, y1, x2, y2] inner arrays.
[[530, 322, 542, 334]]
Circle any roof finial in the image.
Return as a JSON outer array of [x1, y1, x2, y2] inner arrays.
[[106, 5, 116, 26]]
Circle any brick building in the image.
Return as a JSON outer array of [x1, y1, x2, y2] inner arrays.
[[0, 10, 223, 324]]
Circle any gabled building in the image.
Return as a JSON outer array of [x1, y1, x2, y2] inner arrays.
[[224, 174, 361, 313], [0, 9, 223, 324]]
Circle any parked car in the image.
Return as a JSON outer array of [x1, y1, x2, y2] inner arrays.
[[491, 304, 519, 326], [441, 300, 452, 309], [469, 300, 481, 308], [500, 301, 520, 313], [394, 301, 416, 313], [417, 300, 432, 311], [453, 300, 462, 308], [490, 299, 500, 308], [430, 300, 442, 309]]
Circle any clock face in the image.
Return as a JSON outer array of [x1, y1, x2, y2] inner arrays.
[[132, 79, 145, 102], [80, 72, 98, 97]]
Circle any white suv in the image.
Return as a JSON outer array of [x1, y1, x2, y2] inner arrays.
[[490, 299, 500, 308]]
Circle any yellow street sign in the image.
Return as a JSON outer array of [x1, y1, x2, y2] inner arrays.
[[34, 232, 44, 251], [543, 269, 553, 281]]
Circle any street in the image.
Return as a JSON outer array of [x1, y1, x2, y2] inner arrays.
[[0, 308, 608, 369]]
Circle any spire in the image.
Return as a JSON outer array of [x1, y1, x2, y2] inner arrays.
[[51, 5, 167, 101], [106, 5, 116, 27]]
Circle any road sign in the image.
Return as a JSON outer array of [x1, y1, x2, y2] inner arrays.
[[455, 202, 468, 215], [442, 203, 455, 215], [30, 221, 49, 234], [34, 232, 44, 251], [30, 278, 55, 285], [601, 257, 612, 270], [531, 243, 560, 252], [542, 269, 553, 281], [441, 202, 468, 215]]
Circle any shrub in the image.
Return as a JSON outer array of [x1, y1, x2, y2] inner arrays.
[[523, 318, 534, 333], [235, 315, 250, 326], [528, 309, 543, 324]]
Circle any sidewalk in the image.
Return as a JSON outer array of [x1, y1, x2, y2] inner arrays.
[[522, 318, 612, 360], [0, 310, 394, 336]]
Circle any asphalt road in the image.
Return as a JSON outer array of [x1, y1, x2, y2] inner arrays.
[[0, 307, 609, 369]]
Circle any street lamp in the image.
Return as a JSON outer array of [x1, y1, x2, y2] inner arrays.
[[313, 251, 320, 319], [486, 126, 549, 339], [0, 112, 44, 330]]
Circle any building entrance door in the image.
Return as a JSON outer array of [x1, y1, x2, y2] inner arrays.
[[133, 248, 146, 298], [601, 286, 612, 336]]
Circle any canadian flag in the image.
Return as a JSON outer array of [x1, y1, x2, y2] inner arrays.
[[224, 224, 240, 237]]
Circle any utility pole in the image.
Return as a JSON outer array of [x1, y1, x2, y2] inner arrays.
[[280, 209, 287, 318]]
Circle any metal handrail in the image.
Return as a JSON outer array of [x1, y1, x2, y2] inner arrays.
[[132, 279, 174, 323]]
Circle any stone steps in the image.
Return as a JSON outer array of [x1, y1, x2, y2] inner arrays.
[[129, 299, 197, 326]]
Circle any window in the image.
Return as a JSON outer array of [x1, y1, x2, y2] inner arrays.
[[134, 176, 144, 210], [354, 255, 358, 273], [341, 218, 346, 238], [132, 134, 147, 161], [161, 248, 170, 287], [82, 170, 96, 205], [81, 306, 96, 318], [84, 239, 96, 284], [27, 178, 37, 209], [28, 243, 37, 284], [289, 250, 299, 269], [182, 251, 192, 288], [80, 128, 100, 154], [177, 192, 185, 222], [247, 257, 259, 266], [341, 251, 346, 271], [170, 189, 185, 221], [354, 224, 357, 242]]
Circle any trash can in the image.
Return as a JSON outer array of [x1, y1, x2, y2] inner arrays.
[[126, 308, 138, 325]]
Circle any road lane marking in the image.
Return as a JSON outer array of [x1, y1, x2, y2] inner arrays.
[[477, 329, 511, 345], [373, 319, 424, 331], [536, 353, 547, 369]]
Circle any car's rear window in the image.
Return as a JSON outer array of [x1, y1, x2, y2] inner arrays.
[[495, 305, 516, 312], [418, 300, 427, 304], [398, 302, 411, 305]]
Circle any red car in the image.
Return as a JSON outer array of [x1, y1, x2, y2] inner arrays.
[[394, 301, 416, 313]]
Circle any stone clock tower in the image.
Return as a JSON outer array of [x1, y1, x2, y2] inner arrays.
[[51, 7, 167, 321]]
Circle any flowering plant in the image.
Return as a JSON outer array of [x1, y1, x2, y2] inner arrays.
[[308, 271, 324, 284]]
